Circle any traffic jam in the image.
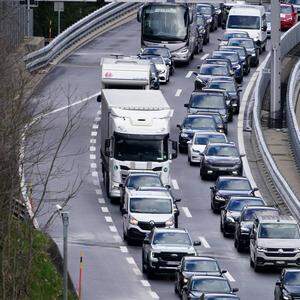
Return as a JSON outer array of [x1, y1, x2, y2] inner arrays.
[[98, 1, 300, 299]]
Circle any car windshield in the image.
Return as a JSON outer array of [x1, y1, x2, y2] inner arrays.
[[258, 223, 300, 239], [195, 134, 226, 145], [190, 93, 225, 109], [227, 199, 264, 211], [143, 48, 169, 57], [242, 208, 275, 221], [197, 5, 212, 15], [191, 278, 231, 293], [290, 0, 300, 4], [127, 175, 162, 188], [227, 15, 260, 30], [153, 232, 192, 245], [218, 179, 251, 190], [207, 145, 239, 157], [223, 32, 248, 40], [142, 4, 188, 42], [200, 65, 229, 76], [209, 81, 236, 93], [149, 56, 164, 64], [183, 117, 216, 130], [184, 260, 220, 272], [206, 297, 237, 300], [114, 133, 168, 162], [229, 39, 254, 49], [197, 15, 205, 26], [213, 52, 239, 64], [281, 6, 293, 13], [130, 197, 172, 214], [284, 271, 300, 285]]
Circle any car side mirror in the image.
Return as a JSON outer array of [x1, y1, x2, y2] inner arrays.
[[210, 186, 215, 190], [253, 187, 259, 192], [165, 184, 171, 189], [193, 240, 201, 246], [175, 198, 181, 203], [240, 153, 246, 157], [221, 269, 227, 274], [218, 38, 221, 41], [261, 25, 267, 31], [187, 141, 192, 145], [232, 288, 239, 293], [275, 280, 281, 286], [197, 65, 201, 69], [177, 124, 181, 129], [184, 103, 189, 108], [97, 94, 102, 102], [119, 183, 124, 188]]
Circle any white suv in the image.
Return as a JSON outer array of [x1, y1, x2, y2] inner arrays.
[[122, 187, 180, 243], [250, 215, 300, 271]]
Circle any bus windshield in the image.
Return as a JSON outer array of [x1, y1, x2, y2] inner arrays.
[[142, 4, 189, 42]]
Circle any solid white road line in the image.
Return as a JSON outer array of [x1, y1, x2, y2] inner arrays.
[[105, 216, 113, 223], [224, 271, 236, 282], [120, 246, 128, 253], [200, 53, 209, 60], [185, 71, 193, 78], [141, 280, 151, 287], [101, 206, 109, 213], [90, 154, 96, 160], [175, 89, 182, 97], [149, 291, 160, 299], [172, 179, 179, 190], [199, 236, 211, 248], [182, 207, 192, 218]]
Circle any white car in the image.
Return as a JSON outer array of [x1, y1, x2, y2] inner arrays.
[[187, 131, 228, 165], [150, 56, 170, 83]]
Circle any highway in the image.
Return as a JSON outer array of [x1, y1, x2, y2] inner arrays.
[[31, 19, 280, 299]]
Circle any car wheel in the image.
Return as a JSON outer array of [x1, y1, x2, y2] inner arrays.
[[179, 145, 185, 154], [250, 255, 254, 268], [254, 259, 260, 272], [220, 221, 223, 232], [142, 253, 147, 274], [174, 284, 179, 294], [236, 240, 244, 253], [200, 168, 207, 180], [123, 229, 127, 241]]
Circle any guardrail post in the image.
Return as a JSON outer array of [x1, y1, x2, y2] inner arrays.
[[270, 0, 282, 128]]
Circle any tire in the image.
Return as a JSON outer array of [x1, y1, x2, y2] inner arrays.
[[174, 284, 179, 295], [142, 253, 147, 274], [236, 240, 244, 253], [254, 259, 260, 272], [179, 145, 185, 154], [200, 168, 207, 180], [123, 230, 127, 241], [250, 255, 254, 268]]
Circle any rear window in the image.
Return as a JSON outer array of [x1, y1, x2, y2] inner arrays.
[[227, 199, 264, 211], [190, 93, 225, 109], [218, 179, 251, 190], [207, 145, 239, 157], [281, 6, 293, 14], [183, 116, 216, 130]]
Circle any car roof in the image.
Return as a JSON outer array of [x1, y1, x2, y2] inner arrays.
[[214, 50, 237, 55], [194, 131, 225, 137], [243, 205, 276, 211], [201, 63, 227, 68], [218, 176, 249, 181], [256, 215, 296, 224], [191, 275, 228, 280], [128, 188, 171, 198], [202, 88, 227, 94], [153, 227, 188, 233], [191, 111, 222, 116], [192, 90, 226, 96], [127, 171, 159, 177], [220, 45, 246, 50], [229, 37, 253, 42], [207, 142, 236, 148], [184, 256, 218, 262], [230, 196, 262, 201]]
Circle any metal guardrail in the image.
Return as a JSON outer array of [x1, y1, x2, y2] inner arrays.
[[24, 2, 139, 72], [253, 22, 300, 218], [287, 59, 300, 171]]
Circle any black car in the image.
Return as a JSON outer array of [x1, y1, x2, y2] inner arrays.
[[234, 206, 279, 252], [149, 62, 160, 90], [200, 143, 244, 181], [178, 114, 218, 153], [220, 197, 266, 237], [197, 3, 218, 31], [218, 31, 250, 45], [212, 51, 243, 84], [185, 90, 231, 124], [227, 38, 259, 67], [175, 256, 227, 295], [207, 77, 242, 114], [210, 176, 258, 213], [197, 111, 228, 135], [139, 46, 175, 75], [200, 293, 240, 300], [202, 88, 234, 121], [182, 275, 238, 300], [197, 14, 210, 45], [274, 268, 300, 300], [218, 45, 251, 76], [119, 171, 164, 211]]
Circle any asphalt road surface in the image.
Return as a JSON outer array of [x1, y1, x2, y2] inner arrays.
[[29, 19, 279, 300]]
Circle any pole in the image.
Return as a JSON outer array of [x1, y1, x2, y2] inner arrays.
[[61, 211, 69, 300], [58, 10, 61, 35], [270, 0, 281, 128], [27, 0, 30, 36], [78, 251, 83, 299]]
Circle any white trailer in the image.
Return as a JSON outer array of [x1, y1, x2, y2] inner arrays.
[[100, 89, 177, 198]]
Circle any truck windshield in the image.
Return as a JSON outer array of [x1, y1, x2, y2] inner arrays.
[[258, 223, 300, 239], [227, 15, 260, 30], [142, 4, 188, 42], [114, 134, 168, 162], [130, 198, 172, 214]]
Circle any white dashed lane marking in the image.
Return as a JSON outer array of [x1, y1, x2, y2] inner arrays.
[[105, 216, 113, 223], [185, 71, 193, 78], [101, 206, 109, 213], [149, 291, 160, 299], [90, 139, 96, 144], [182, 207, 192, 218], [90, 162, 97, 169], [90, 154, 96, 160], [133, 268, 141, 276], [224, 271, 236, 282], [199, 236, 211, 248], [98, 198, 105, 204], [200, 53, 209, 60], [91, 131, 97, 136], [92, 124, 99, 129], [109, 225, 117, 232], [175, 89, 182, 97], [92, 171, 98, 178], [90, 146, 96, 152], [95, 189, 102, 195], [120, 246, 128, 253], [141, 280, 151, 287], [126, 257, 135, 265], [171, 179, 179, 190]]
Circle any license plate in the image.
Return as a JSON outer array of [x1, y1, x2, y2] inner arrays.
[[218, 167, 228, 171], [167, 261, 179, 266], [276, 261, 286, 265]]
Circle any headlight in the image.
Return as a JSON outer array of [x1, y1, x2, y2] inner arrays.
[[208, 17, 212, 22], [165, 218, 174, 227], [183, 278, 188, 283], [181, 133, 189, 138], [150, 251, 157, 259], [251, 53, 256, 57], [129, 216, 138, 225], [177, 47, 189, 55], [215, 195, 225, 201], [257, 246, 267, 252], [283, 289, 292, 300], [226, 100, 231, 106], [192, 148, 200, 153], [226, 215, 235, 223], [241, 227, 250, 233]]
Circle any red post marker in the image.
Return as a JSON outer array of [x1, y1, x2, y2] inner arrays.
[[78, 251, 83, 300]]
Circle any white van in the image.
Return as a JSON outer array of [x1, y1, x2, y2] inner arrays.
[[225, 5, 267, 53]]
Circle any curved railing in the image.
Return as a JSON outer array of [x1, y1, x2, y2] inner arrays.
[[24, 2, 139, 72]]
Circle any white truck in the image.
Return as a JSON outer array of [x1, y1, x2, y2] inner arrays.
[[99, 89, 177, 198], [100, 56, 151, 90]]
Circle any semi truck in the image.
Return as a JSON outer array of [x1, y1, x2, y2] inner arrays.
[[99, 89, 177, 199]]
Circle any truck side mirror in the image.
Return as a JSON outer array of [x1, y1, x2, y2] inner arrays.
[[105, 138, 111, 157]]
